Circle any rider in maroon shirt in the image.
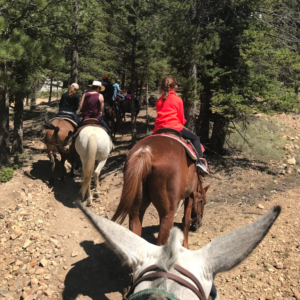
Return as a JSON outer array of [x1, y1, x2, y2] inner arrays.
[[79, 81, 111, 135]]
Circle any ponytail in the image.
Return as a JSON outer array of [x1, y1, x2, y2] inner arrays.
[[160, 76, 177, 102]]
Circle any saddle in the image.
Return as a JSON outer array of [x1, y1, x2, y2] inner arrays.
[[152, 128, 204, 161], [73, 118, 110, 139], [50, 115, 78, 128]]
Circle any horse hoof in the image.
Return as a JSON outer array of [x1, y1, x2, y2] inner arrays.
[[86, 200, 93, 206]]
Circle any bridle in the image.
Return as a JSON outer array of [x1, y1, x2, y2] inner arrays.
[[124, 264, 208, 300], [191, 193, 205, 223], [190, 173, 205, 224]]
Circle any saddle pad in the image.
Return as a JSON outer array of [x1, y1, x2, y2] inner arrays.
[[73, 124, 109, 139], [50, 117, 78, 128], [147, 134, 205, 161], [82, 118, 101, 126]]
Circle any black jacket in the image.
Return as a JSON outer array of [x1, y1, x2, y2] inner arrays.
[[101, 80, 114, 105], [59, 91, 80, 113]]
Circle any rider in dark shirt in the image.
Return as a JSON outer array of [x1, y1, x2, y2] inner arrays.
[[57, 83, 81, 125], [101, 75, 114, 105]]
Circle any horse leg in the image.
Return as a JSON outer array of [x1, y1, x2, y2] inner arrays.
[[156, 208, 176, 246], [94, 159, 107, 196], [128, 182, 144, 236], [182, 196, 193, 249], [138, 186, 151, 225], [48, 151, 55, 185], [58, 154, 66, 186]]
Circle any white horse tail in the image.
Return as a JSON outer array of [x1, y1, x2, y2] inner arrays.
[[80, 134, 98, 200]]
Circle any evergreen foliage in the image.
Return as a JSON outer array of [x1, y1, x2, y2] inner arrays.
[[1, 0, 300, 161]]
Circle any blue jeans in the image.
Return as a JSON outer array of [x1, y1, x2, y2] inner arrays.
[[57, 111, 81, 125], [116, 93, 125, 100]]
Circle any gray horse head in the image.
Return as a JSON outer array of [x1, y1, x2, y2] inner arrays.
[[74, 200, 280, 300]]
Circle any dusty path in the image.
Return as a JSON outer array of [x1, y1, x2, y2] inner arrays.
[[0, 101, 299, 300]]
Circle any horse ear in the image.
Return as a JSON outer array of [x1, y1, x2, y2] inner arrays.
[[196, 206, 280, 277], [204, 184, 210, 193], [74, 200, 158, 268]]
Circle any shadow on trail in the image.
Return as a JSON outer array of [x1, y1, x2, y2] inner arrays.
[[140, 222, 182, 245], [63, 241, 131, 300], [63, 222, 182, 300], [25, 158, 81, 208]]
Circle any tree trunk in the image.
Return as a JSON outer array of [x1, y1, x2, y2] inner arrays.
[[48, 77, 53, 103], [71, 1, 79, 84], [210, 113, 228, 154], [295, 86, 299, 98], [182, 61, 197, 133], [11, 92, 24, 155], [30, 86, 37, 109], [121, 73, 125, 91], [0, 80, 11, 165], [197, 78, 212, 145], [138, 79, 144, 98], [146, 80, 149, 133], [26, 94, 29, 106], [130, 22, 138, 146]]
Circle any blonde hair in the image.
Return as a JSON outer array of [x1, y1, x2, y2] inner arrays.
[[68, 83, 79, 97], [161, 76, 177, 101]]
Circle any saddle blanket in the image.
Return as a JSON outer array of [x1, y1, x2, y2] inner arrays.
[[50, 117, 78, 128], [146, 134, 205, 161], [73, 124, 109, 139]]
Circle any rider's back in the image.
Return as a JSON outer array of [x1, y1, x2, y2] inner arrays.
[[82, 92, 101, 120], [59, 91, 79, 113], [153, 91, 186, 133], [101, 81, 114, 104]]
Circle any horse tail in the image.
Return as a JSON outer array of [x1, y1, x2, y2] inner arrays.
[[80, 134, 98, 200], [44, 113, 59, 135], [112, 146, 152, 224]]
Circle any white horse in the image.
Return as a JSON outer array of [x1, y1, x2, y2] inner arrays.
[[75, 127, 113, 206], [75, 200, 280, 300]]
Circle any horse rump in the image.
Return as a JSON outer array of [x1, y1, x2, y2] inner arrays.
[[44, 113, 59, 134], [112, 146, 153, 224]]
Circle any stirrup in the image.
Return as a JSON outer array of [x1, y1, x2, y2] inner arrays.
[[196, 159, 209, 175]]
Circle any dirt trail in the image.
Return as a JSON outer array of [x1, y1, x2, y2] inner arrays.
[[0, 101, 299, 300]]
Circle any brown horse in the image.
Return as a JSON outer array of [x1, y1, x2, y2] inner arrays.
[[104, 102, 120, 139], [44, 114, 77, 185], [119, 99, 140, 121], [112, 136, 210, 248]]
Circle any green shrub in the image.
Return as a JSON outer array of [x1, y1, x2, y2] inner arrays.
[[0, 167, 14, 182], [227, 118, 287, 160], [0, 163, 20, 182]]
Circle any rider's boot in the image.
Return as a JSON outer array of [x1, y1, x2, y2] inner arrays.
[[196, 158, 209, 175]]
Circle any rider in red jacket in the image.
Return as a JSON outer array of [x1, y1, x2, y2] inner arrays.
[[153, 76, 209, 175]]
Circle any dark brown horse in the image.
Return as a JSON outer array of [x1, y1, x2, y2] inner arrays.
[[119, 99, 140, 121], [44, 114, 77, 185], [104, 102, 120, 139], [112, 136, 210, 248]]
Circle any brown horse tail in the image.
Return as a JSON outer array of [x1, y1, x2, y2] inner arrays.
[[112, 146, 153, 224], [44, 113, 59, 135]]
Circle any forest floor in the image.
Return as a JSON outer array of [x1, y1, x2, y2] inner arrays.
[[0, 100, 300, 300]]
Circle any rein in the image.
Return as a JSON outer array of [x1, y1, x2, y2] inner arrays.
[[191, 193, 205, 223], [124, 264, 207, 300]]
